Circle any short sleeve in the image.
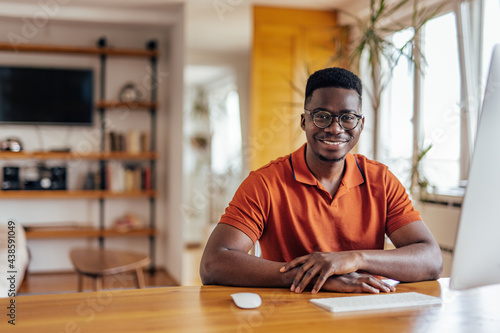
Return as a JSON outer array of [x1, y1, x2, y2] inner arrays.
[[384, 170, 422, 235], [219, 171, 270, 243]]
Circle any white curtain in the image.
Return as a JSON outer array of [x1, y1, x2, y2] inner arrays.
[[455, 0, 484, 179]]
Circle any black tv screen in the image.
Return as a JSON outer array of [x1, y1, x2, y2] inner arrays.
[[0, 66, 94, 125]]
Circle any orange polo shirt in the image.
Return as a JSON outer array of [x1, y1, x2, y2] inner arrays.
[[219, 144, 422, 262]]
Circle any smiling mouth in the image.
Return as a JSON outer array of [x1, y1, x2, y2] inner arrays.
[[318, 138, 349, 146]]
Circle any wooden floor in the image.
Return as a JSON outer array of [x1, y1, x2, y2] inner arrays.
[[14, 243, 209, 296], [18, 268, 178, 296], [17, 245, 205, 295]]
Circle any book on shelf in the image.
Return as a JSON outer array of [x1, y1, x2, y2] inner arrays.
[[83, 171, 102, 190], [142, 166, 152, 190], [106, 130, 150, 153], [104, 162, 151, 192], [140, 132, 150, 152], [127, 130, 140, 153]]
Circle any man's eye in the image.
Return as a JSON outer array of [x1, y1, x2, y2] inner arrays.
[[342, 115, 356, 121], [315, 113, 330, 120]]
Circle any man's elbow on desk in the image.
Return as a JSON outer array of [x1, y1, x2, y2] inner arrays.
[[423, 246, 444, 281], [382, 221, 444, 282], [199, 252, 219, 285], [420, 238, 444, 281]]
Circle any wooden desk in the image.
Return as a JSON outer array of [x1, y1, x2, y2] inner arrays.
[[2, 278, 500, 332]]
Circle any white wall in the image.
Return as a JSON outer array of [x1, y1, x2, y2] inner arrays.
[[0, 3, 185, 283], [413, 196, 462, 277]]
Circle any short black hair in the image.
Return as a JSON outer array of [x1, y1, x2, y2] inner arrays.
[[304, 67, 362, 107]]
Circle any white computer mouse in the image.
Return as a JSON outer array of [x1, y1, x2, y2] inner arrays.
[[231, 292, 262, 309]]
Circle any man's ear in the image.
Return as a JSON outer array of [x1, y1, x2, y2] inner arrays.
[[359, 116, 365, 132], [300, 113, 306, 131]]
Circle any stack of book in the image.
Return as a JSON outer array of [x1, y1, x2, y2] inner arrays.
[[107, 130, 150, 153], [83, 164, 151, 192], [105, 162, 152, 192]]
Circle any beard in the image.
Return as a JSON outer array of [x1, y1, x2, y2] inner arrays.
[[318, 154, 346, 163]]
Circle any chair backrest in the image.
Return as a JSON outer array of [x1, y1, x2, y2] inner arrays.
[[0, 221, 29, 297]]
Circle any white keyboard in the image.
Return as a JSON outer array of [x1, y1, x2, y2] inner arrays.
[[310, 292, 442, 313]]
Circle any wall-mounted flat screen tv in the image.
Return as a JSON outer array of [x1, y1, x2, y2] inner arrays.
[[0, 66, 94, 126]]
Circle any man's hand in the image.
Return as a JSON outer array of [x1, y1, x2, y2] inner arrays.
[[322, 272, 395, 293], [279, 251, 363, 294]]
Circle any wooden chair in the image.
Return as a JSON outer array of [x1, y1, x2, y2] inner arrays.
[[70, 248, 151, 292]]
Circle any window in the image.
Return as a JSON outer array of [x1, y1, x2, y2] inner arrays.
[[381, 2, 500, 194], [419, 12, 461, 191], [380, 28, 415, 188], [381, 13, 462, 192], [211, 90, 242, 174], [482, 0, 500, 83]]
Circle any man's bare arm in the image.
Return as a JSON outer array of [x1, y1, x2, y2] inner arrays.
[[200, 223, 393, 293], [199, 223, 296, 287], [281, 221, 443, 293]]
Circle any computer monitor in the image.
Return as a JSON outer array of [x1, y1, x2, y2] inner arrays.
[[450, 44, 500, 290]]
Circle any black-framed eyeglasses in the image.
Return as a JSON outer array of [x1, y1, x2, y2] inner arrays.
[[304, 109, 363, 130]]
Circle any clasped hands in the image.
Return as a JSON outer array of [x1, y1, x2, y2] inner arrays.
[[279, 251, 395, 294]]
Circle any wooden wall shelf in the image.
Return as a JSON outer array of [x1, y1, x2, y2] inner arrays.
[[96, 101, 158, 109], [103, 152, 157, 160], [0, 190, 156, 199], [25, 227, 156, 239], [0, 42, 158, 58], [0, 151, 156, 160], [0, 37, 159, 271]]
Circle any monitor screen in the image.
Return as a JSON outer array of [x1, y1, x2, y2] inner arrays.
[[0, 66, 94, 126], [450, 44, 500, 290]]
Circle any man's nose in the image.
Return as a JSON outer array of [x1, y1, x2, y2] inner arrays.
[[323, 117, 344, 132]]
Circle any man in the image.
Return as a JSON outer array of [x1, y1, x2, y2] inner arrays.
[[200, 67, 442, 294]]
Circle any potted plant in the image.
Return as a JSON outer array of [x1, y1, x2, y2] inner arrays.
[[409, 142, 433, 197], [189, 87, 211, 153]]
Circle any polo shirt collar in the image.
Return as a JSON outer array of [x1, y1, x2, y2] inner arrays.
[[290, 144, 365, 189]]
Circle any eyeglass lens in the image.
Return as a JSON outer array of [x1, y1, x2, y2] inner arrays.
[[313, 111, 359, 130]]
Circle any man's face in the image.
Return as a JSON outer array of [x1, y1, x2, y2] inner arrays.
[[301, 87, 364, 163]]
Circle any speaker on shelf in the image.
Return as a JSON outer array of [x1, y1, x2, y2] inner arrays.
[[38, 164, 52, 190], [2, 166, 21, 190], [50, 167, 67, 190], [24, 180, 43, 190], [22, 165, 68, 190]]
